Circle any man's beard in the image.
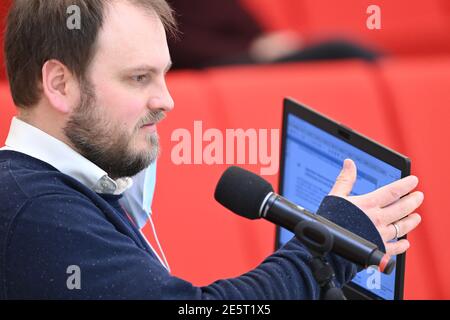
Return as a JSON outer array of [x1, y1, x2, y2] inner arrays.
[[64, 81, 165, 179]]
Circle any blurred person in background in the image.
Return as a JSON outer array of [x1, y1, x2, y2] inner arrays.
[[168, 0, 380, 69]]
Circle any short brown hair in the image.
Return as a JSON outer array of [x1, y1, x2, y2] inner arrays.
[[4, 0, 176, 109]]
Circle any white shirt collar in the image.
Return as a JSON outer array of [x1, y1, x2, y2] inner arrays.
[[1, 117, 132, 195]]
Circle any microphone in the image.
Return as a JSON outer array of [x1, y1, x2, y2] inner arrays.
[[214, 166, 395, 274]]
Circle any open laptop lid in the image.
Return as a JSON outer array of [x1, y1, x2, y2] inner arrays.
[[276, 98, 409, 300]]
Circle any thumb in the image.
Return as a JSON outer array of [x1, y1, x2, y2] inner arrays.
[[329, 159, 357, 197]]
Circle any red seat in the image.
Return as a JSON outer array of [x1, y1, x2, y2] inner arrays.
[[378, 56, 450, 299], [150, 71, 272, 285], [205, 60, 400, 151], [0, 82, 15, 144], [299, 0, 450, 56], [241, 0, 450, 56], [0, 0, 12, 80]]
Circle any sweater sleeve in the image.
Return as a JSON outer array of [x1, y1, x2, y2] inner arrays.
[[199, 196, 385, 299], [4, 194, 384, 299]]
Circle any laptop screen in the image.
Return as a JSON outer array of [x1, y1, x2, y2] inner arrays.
[[279, 113, 402, 300]]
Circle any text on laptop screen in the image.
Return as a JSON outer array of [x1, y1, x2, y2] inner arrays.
[[279, 113, 402, 300]]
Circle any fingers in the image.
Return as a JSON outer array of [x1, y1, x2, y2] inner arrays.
[[328, 159, 357, 197], [381, 191, 424, 224], [383, 213, 422, 241], [370, 175, 419, 208], [380, 213, 421, 257], [385, 239, 410, 256]]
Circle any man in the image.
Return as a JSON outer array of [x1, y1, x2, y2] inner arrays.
[[0, 0, 422, 299]]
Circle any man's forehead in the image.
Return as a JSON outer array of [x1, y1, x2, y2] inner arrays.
[[93, 1, 170, 71]]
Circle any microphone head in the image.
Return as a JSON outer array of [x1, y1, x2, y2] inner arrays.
[[214, 166, 274, 219]]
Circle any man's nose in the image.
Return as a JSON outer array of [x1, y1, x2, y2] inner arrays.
[[148, 79, 174, 113]]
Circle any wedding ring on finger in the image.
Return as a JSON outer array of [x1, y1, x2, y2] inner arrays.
[[392, 222, 400, 239]]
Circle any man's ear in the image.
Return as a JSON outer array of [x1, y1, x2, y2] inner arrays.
[[41, 59, 79, 114]]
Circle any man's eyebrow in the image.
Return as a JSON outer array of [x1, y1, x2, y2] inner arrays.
[[124, 61, 173, 75]]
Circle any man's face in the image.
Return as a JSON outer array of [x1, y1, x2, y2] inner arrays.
[[64, 1, 174, 179]]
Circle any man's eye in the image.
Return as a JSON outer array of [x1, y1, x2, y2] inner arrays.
[[131, 74, 149, 83]]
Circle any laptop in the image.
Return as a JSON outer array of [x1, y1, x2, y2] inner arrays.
[[276, 98, 410, 300]]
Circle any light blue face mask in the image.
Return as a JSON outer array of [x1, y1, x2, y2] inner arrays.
[[119, 160, 157, 229], [118, 160, 171, 271]]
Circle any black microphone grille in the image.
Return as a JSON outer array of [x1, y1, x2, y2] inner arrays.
[[214, 166, 274, 219]]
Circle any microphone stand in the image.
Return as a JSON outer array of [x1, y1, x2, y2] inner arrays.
[[294, 220, 347, 300]]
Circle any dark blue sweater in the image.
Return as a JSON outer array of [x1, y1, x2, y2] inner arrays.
[[0, 150, 384, 299]]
